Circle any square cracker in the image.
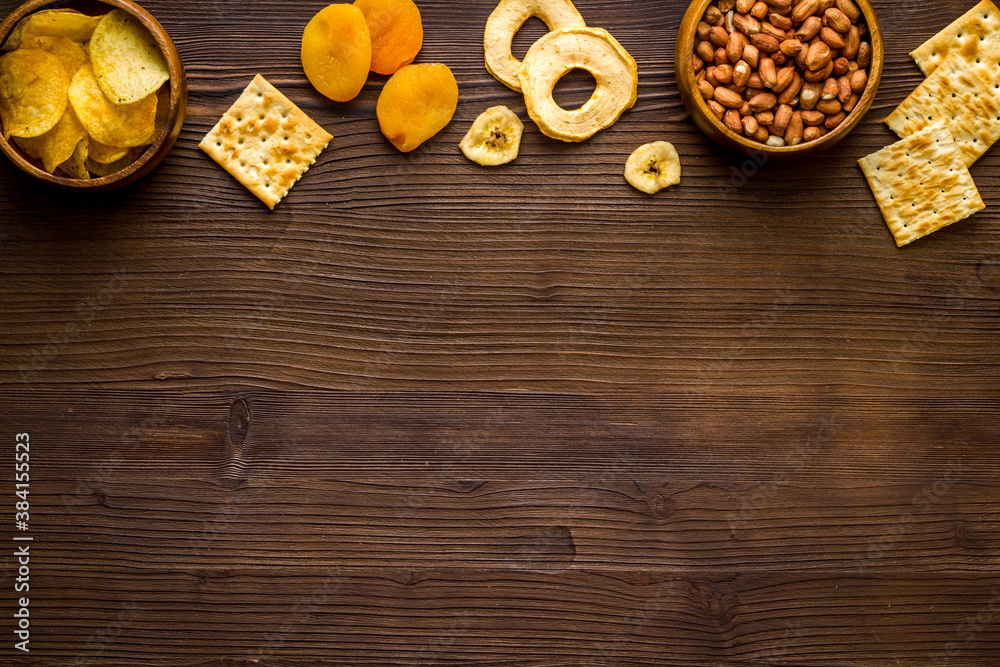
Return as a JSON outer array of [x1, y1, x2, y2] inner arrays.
[[199, 74, 332, 210], [858, 123, 985, 247], [885, 53, 1000, 166], [910, 0, 1000, 77]]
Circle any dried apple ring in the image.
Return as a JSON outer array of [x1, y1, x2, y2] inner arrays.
[[518, 26, 637, 142], [483, 0, 585, 91]]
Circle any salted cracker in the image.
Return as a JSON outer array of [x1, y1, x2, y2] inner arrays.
[[910, 0, 1000, 77], [199, 74, 332, 210], [858, 123, 985, 247], [885, 53, 1000, 166]]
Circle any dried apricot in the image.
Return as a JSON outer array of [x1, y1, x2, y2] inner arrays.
[[354, 0, 423, 75], [376, 63, 458, 152], [301, 4, 371, 102]]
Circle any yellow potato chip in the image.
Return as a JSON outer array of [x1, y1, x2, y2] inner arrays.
[[2, 9, 83, 51], [20, 10, 101, 46], [37, 106, 87, 173], [12, 133, 44, 159], [0, 48, 70, 139], [89, 9, 169, 105], [21, 35, 89, 78], [58, 137, 89, 179], [87, 137, 129, 164], [87, 146, 144, 178], [69, 63, 156, 148]]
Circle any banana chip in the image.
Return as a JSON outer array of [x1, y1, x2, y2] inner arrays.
[[460, 105, 524, 165], [69, 63, 156, 148], [624, 141, 681, 194], [0, 48, 70, 139]]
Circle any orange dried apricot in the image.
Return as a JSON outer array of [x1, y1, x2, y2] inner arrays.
[[354, 0, 423, 75], [376, 63, 458, 152], [301, 4, 371, 102]]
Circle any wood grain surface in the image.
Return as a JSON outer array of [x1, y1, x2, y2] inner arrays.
[[1, 0, 998, 664]]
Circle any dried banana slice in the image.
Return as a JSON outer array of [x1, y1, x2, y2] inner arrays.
[[460, 105, 525, 165], [624, 141, 681, 194], [518, 26, 637, 142], [484, 0, 585, 92]]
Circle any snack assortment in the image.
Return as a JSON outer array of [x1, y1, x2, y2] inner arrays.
[[860, 0, 1000, 245], [692, 0, 872, 146], [0, 7, 170, 179]]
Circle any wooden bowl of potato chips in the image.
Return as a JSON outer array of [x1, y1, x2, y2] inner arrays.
[[0, 0, 186, 190]]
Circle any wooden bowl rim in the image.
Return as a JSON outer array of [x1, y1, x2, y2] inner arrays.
[[676, 0, 884, 158], [0, 0, 185, 189]]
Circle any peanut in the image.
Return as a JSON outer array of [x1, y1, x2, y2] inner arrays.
[[693, 0, 872, 147]]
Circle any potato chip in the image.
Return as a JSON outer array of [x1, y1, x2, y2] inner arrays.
[[69, 63, 156, 148], [89, 9, 169, 105], [87, 146, 144, 177], [58, 137, 89, 179], [36, 106, 87, 173], [22, 35, 89, 78], [2, 9, 83, 51], [12, 133, 44, 159], [87, 137, 128, 164], [20, 10, 101, 46], [0, 48, 70, 139]]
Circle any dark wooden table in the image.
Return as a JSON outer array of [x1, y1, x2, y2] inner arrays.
[[2, 0, 999, 664]]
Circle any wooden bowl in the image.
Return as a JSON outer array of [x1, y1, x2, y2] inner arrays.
[[675, 0, 883, 161], [0, 0, 186, 190]]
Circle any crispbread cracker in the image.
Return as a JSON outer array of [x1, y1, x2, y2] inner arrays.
[[910, 0, 1000, 77], [858, 124, 985, 247], [199, 75, 332, 210], [885, 54, 1000, 166]]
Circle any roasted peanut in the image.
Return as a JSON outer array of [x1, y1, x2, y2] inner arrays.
[[694, 0, 871, 147], [714, 86, 744, 108], [850, 69, 867, 92], [724, 108, 744, 133], [821, 26, 846, 50]]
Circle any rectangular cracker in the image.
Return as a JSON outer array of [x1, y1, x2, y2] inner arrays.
[[910, 0, 1000, 77], [885, 53, 1000, 166], [858, 123, 985, 247], [199, 74, 332, 210]]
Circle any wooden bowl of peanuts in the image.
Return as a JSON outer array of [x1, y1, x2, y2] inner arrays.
[[676, 0, 882, 160]]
